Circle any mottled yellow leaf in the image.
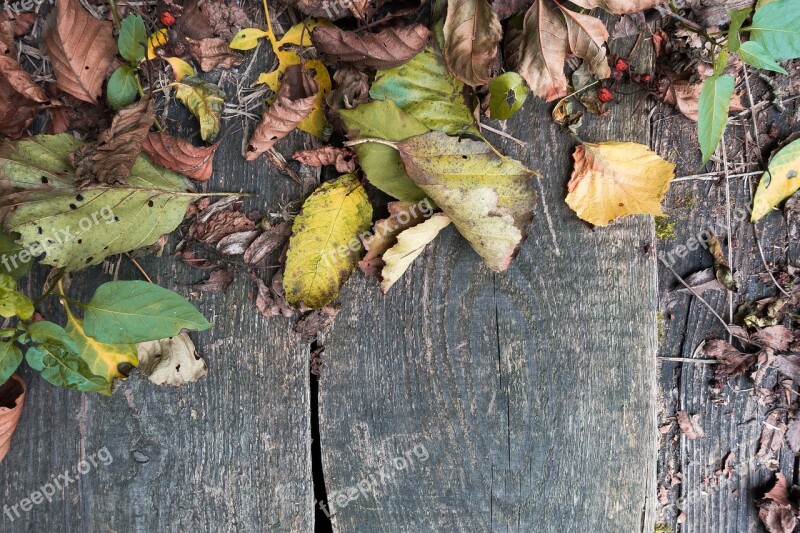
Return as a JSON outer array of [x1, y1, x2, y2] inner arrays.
[[381, 214, 451, 292], [752, 138, 800, 221], [229, 27, 270, 50], [164, 57, 196, 81], [283, 174, 372, 308], [146, 29, 168, 60], [565, 141, 675, 227]]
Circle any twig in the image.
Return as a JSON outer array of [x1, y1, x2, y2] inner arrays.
[[672, 171, 762, 182], [125, 253, 153, 283], [658, 357, 718, 364], [479, 122, 527, 148], [720, 133, 734, 334], [655, 5, 706, 35]]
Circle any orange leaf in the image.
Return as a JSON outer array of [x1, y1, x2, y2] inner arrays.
[[142, 131, 219, 182], [0, 374, 25, 463]]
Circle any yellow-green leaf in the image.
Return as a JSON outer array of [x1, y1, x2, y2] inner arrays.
[[752, 138, 800, 221], [164, 57, 196, 81], [283, 174, 372, 309], [229, 27, 270, 50], [175, 77, 225, 142], [381, 214, 451, 292], [0, 274, 33, 320]]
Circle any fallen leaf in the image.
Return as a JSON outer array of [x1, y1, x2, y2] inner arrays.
[[360, 201, 432, 278], [559, 5, 611, 80], [1, 11, 37, 56], [326, 65, 370, 112], [676, 410, 705, 439], [136, 333, 208, 386], [381, 214, 451, 292], [252, 271, 294, 318], [142, 131, 219, 182], [283, 174, 373, 309], [493, 0, 531, 19], [612, 12, 648, 38], [164, 57, 197, 81], [280, 0, 369, 19], [70, 97, 155, 187], [703, 339, 757, 376], [311, 24, 430, 69], [752, 139, 800, 222], [243, 221, 290, 264], [758, 473, 798, 533], [774, 354, 800, 382], [675, 267, 726, 295], [443, 0, 503, 86], [753, 325, 794, 351], [292, 146, 357, 173], [0, 374, 24, 462], [706, 230, 738, 292], [786, 419, 800, 454], [0, 55, 49, 139], [294, 306, 340, 342], [187, 37, 243, 72], [193, 268, 234, 293], [757, 410, 787, 460], [194, 0, 252, 40], [175, 76, 225, 142], [246, 65, 318, 160], [195, 209, 255, 244], [216, 229, 259, 255], [569, 0, 666, 14], [565, 141, 675, 227], [488, 71, 528, 119], [43, 0, 117, 103]]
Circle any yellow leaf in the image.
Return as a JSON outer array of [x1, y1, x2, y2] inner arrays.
[[174, 77, 225, 142], [229, 27, 270, 51], [276, 18, 330, 47], [565, 141, 675, 227], [0, 274, 33, 320], [146, 29, 169, 60], [283, 174, 373, 309], [751, 138, 800, 221], [164, 57, 196, 81], [381, 214, 451, 292], [64, 306, 138, 395]]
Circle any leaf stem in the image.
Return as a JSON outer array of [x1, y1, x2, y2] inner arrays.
[[108, 0, 121, 30], [344, 138, 399, 149], [33, 270, 65, 307]]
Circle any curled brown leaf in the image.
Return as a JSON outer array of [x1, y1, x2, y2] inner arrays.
[[0, 374, 25, 463], [142, 131, 219, 182], [758, 472, 797, 533], [187, 37, 243, 72], [279, 0, 369, 20], [311, 24, 430, 69], [0, 55, 50, 138], [244, 221, 291, 265], [292, 146, 357, 173]]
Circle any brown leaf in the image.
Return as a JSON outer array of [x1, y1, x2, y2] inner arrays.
[[774, 354, 800, 382], [43, 0, 117, 103], [558, 5, 611, 80], [279, 0, 369, 20], [70, 97, 155, 187], [1, 11, 37, 56], [244, 221, 291, 264], [359, 201, 431, 278], [675, 267, 725, 296], [195, 210, 256, 244], [177, 0, 215, 40], [506, 0, 568, 102], [142, 131, 219, 182], [187, 37, 243, 72], [758, 473, 797, 533], [786, 419, 800, 455], [246, 65, 318, 160], [0, 55, 49, 138], [293, 146, 357, 173], [216, 229, 259, 255], [612, 12, 647, 38], [703, 339, 757, 377], [757, 410, 787, 461], [251, 271, 294, 318], [194, 268, 234, 293], [326, 65, 370, 114], [493, 0, 531, 19], [676, 410, 705, 440], [198, 0, 252, 39], [753, 326, 795, 351], [569, 0, 666, 14], [0, 374, 25, 463], [706, 230, 738, 292], [444, 0, 503, 86], [312, 24, 430, 70], [295, 306, 340, 342]]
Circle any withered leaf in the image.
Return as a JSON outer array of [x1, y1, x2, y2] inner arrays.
[[675, 267, 725, 296], [359, 200, 432, 278], [294, 306, 340, 343], [70, 97, 155, 187], [216, 229, 259, 255], [1, 11, 37, 56], [0, 55, 49, 139], [292, 146, 356, 173], [570, 0, 666, 14], [187, 37, 243, 72], [197, 0, 252, 40], [280, 0, 369, 20], [246, 65, 318, 160], [194, 268, 234, 293], [312, 24, 430, 70], [137, 333, 208, 386], [759, 472, 798, 533], [195, 209, 255, 244], [142, 131, 219, 182], [244, 221, 290, 265], [251, 271, 293, 318], [676, 410, 705, 440], [702, 339, 757, 377], [707, 230, 738, 292], [559, 5, 611, 80], [493, 0, 531, 19], [774, 354, 800, 382], [43, 0, 117, 103], [444, 0, 503, 86], [786, 419, 800, 455], [753, 326, 794, 351], [757, 410, 787, 461], [326, 65, 370, 112], [0, 374, 24, 463]]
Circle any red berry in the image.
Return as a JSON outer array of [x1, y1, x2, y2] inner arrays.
[[614, 57, 629, 72], [597, 87, 613, 103], [641, 74, 653, 84], [160, 11, 176, 26]]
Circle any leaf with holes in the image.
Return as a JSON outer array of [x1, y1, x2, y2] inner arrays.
[[0, 134, 197, 271], [489, 72, 528, 119]]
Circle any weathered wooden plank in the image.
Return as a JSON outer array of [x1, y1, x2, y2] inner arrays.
[[0, 125, 314, 531], [319, 45, 658, 532]]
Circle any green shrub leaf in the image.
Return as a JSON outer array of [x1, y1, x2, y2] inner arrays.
[[698, 74, 735, 165], [750, 0, 800, 60], [488, 72, 529, 120], [107, 65, 139, 110], [118, 14, 147, 64]]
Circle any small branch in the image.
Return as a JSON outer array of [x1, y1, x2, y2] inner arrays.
[[479, 122, 527, 148], [658, 357, 718, 364], [344, 138, 398, 149], [124, 252, 153, 283]]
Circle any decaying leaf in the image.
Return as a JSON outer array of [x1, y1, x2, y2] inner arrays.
[[0, 374, 24, 463], [70, 97, 156, 187], [757, 409, 787, 461], [570, 0, 666, 14], [758, 472, 798, 533], [294, 306, 340, 342], [243, 221, 290, 265], [43, 0, 117, 103], [181, 0, 252, 40], [1, 11, 37, 56], [752, 139, 800, 222], [706, 230, 738, 292], [194, 268, 234, 293], [246, 65, 318, 160], [703, 339, 757, 376], [312, 24, 430, 69], [327, 65, 370, 112], [136, 333, 207, 386], [175, 76, 225, 142], [561, 6, 611, 81], [360, 200, 432, 278], [675, 267, 725, 296], [381, 214, 451, 292], [292, 146, 356, 173], [443, 0, 503, 86], [142, 131, 219, 182], [0, 55, 50, 139], [494, 0, 531, 19], [752, 325, 794, 351], [283, 174, 372, 309], [252, 271, 293, 318], [676, 410, 705, 440], [187, 37, 243, 72], [279, 0, 369, 20], [566, 142, 675, 227]]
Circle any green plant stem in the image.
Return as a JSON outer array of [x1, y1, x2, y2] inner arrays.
[[108, 0, 121, 29], [32, 270, 65, 307]]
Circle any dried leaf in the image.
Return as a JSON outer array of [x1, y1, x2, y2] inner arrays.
[[493, 0, 531, 19], [0, 374, 24, 462], [197, 0, 252, 40], [758, 473, 797, 533], [559, 5, 611, 80], [216, 229, 259, 255], [0, 55, 49, 139], [566, 141, 675, 227], [195, 210, 255, 244], [327, 65, 370, 111], [706, 230, 738, 292], [187, 37, 243, 72], [676, 410, 705, 439], [703, 339, 757, 377], [1, 11, 37, 56], [381, 214, 451, 292], [175, 76, 225, 142], [443, 0, 503, 86], [70, 97, 155, 187], [194, 268, 234, 293], [359, 201, 432, 278], [295, 306, 340, 342], [757, 410, 787, 460], [142, 131, 219, 182], [136, 333, 208, 386], [753, 325, 794, 351], [246, 65, 318, 160], [570, 0, 666, 14], [43, 0, 117, 103], [252, 271, 294, 318], [786, 419, 800, 454], [675, 267, 725, 296], [774, 354, 800, 382], [292, 146, 356, 173], [243, 221, 290, 264], [312, 24, 430, 70], [280, 0, 369, 20]]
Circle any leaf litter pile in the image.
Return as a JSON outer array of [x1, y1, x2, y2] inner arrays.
[[1, 0, 800, 520]]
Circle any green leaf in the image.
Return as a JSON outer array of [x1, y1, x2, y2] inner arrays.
[[727, 8, 752, 53], [713, 49, 729, 77], [739, 40, 788, 74], [750, 0, 800, 60], [340, 100, 430, 203], [175, 77, 225, 142], [370, 46, 478, 135], [488, 72, 528, 120], [698, 74, 735, 165], [283, 174, 373, 309], [0, 230, 33, 280], [107, 65, 139, 110], [751, 138, 800, 221], [0, 134, 195, 272], [118, 14, 147, 64], [26, 321, 109, 393], [83, 281, 212, 344], [0, 340, 23, 385], [0, 274, 33, 320]]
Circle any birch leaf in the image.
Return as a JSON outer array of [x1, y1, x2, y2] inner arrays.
[[283, 174, 373, 309], [443, 0, 503, 86], [566, 141, 675, 227], [381, 214, 451, 292], [752, 138, 800, 221]]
